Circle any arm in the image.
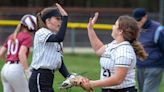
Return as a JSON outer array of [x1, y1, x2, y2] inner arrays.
[[59, 59, 70, 78], [18, 45, 29, 70], [87, 12, 105, 56], [82, 67, 128, 88], [56, 3, 68, 16], [0, 46, 7, 61], [46, 16, 68, 42], [46, 3, 68, 42], [158, 28, 164, 52]]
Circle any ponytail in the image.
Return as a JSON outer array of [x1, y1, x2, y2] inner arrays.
[[131, 41, 148, 61], [36, 13, 46, 30], [12, 23, 21, 43]]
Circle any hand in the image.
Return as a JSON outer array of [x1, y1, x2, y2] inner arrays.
[[87, 12, 99, 31], [24, 69, 31, 80], [80, 78, 93, 92], [56, 3, 68, 16]]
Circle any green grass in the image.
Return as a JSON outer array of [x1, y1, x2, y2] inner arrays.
[[0, 53, 164, 92]]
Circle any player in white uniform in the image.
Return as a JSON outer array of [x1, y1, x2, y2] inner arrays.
[[80, 13, 148, 92], [0, 14, 36, 92], [29, 3, 72, 92]]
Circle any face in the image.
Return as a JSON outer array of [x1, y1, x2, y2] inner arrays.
[[112, 20, 122, 39], [46, 16, 62, 32], [137, 15, 147, 28]]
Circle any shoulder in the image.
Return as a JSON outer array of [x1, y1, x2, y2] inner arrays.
[[36, 28, 51, 34], [151, 20, 160, 28], [115, 42, 134, 56], [18, 31, 32, 39]]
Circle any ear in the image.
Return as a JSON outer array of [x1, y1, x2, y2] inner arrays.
[[118, 29, 123, 35]]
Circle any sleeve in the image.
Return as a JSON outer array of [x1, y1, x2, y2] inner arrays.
[[36, 28, 53, 43], [3, 39, 8, 48], [158, 28, 164, 52], [46, 16, 68, 42], [22, 35, 32, 48], [3, 36, 10, 48], [114, 46, 133, 68]]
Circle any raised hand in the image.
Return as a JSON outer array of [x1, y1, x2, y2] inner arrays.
[[56, 3, 68, 16], [87, 12, 99, 31]]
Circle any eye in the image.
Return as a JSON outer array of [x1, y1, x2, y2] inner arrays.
[[55, 17, 61, 20]]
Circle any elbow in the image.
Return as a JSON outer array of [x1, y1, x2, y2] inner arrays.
[[95, 51, 101, 56], [18, 52, 25, 60], [115, 78, 124, 85], [18, 53, 22, 59], [116, 79, 124, 85], [56, 36, 64, 42]]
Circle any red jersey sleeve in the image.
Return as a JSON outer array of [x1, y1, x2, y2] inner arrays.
[[3, 35, 12, 48], [22, 35, 32, 48]]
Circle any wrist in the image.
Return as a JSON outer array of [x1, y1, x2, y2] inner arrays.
[[90, 80, 96, 89]]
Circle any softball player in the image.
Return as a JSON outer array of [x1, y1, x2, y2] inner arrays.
[[29, 3, 71, 92], [0, 14, 36, 92], [81, 13, 147, 92]]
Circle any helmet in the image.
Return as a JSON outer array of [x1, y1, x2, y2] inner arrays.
[[21, 14, 37, 31]]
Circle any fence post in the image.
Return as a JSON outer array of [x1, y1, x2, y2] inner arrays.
[[70, 29, 76, 53]]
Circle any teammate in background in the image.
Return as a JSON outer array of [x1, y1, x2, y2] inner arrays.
[[80, 13, 147, 92], [29, 3, 72, 92], [132, 8, 164, 92], [0, 14, 36, 92]]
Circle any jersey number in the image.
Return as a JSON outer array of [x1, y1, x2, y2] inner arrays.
[[103, 68, 111, 77], [7, 39, 19, 55]]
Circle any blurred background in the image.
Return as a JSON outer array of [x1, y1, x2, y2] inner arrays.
[[0, 0, 164, 92], [0, 0, 164, 53]]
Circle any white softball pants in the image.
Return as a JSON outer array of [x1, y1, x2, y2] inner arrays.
[[1, 62, 29, 92]]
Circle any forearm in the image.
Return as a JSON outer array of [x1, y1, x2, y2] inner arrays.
[[90, 75, 122, 88], [0, 46, 6, 61], [46, 16, 68, 42], [59, 59, 70, 78], [19, 54, 29, 70], [87, 29, 104, 54]]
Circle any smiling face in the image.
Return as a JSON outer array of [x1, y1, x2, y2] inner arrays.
[[46, 16, 62, 32]]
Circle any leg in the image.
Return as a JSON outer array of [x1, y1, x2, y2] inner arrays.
[[136, 68, 144, 92], [143, 68, 163, 92], [1, 64, 14, 92], [5, 63, 29, 92], [2, 81, 14, 92], [29, 72, 38, 92], [29, 69, 54, 92]]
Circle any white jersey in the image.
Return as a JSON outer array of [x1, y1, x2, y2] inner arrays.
[[100, 40, 136, 89], [30, 28, 62, 70]]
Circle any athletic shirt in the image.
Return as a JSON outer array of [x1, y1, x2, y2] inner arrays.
[[100, 40, 136, 89], [30, 28, 62, 71], [3, 31, 32, 61]]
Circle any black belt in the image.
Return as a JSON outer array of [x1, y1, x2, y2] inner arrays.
[[32, 68, 54, 74], [102, 86, 137, 92], [7, 60, 19, 64]]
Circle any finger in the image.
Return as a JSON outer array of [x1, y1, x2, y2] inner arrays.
[[92, 12, 99, 23], [56, 3, 68, 16]]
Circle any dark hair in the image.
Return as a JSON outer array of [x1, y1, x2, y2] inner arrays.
[[118, 15, 148, 60], [37, 6, 61, 30]]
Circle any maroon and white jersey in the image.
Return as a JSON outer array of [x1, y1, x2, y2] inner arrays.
[[3, 31, 32, 61]]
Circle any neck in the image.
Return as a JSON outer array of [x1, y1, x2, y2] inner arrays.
[[115, 36, 124, 44]]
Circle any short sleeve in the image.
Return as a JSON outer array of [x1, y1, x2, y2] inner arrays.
[[3, 36, 11, 48], [3, 39, 8, 48], [114, 45, 134, 67], [35, 28, 53, 43], [22, 36, 32, 48]]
